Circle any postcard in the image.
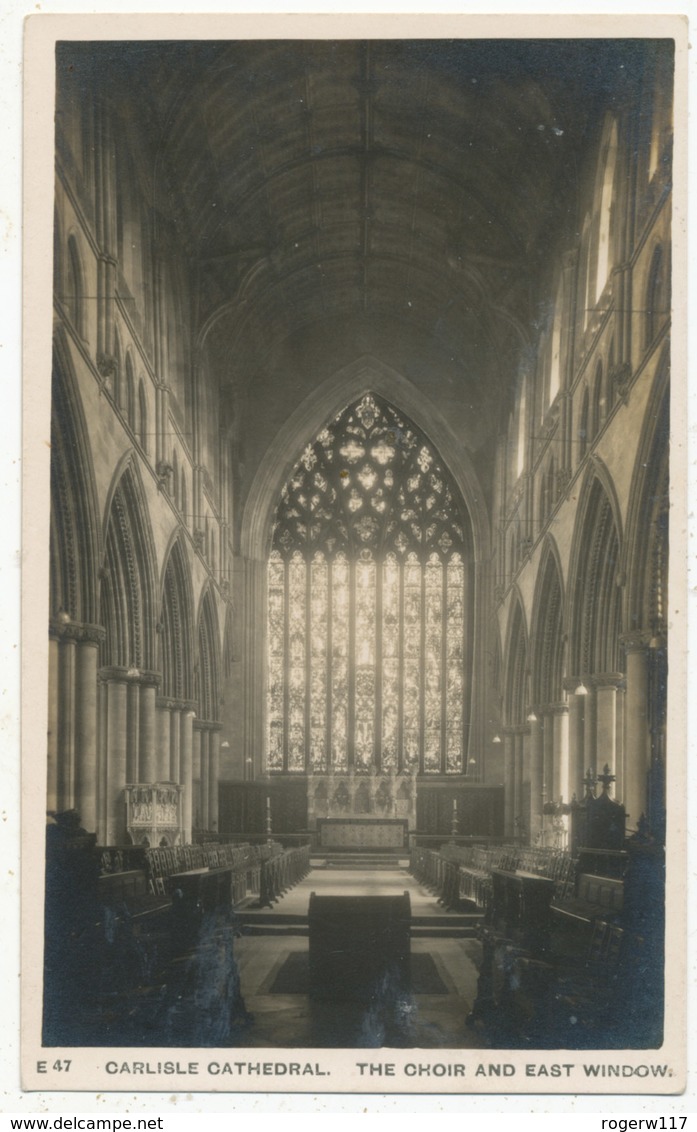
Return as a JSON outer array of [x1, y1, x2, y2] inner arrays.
[[21, 11, 688, 1097]]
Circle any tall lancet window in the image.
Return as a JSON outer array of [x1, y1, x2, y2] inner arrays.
[[267, 393, 472, 775]]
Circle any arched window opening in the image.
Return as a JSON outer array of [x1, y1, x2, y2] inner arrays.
[[113, 333, 122, 408], [66, 235, 84, 337], [125, 354, 136, 429], [266, 392, 472, 775], [508, 527, 517, 581], [180, 471, 188, 529], [606, 338, 616, 413], [592, 361, 604, 439], [138, 379, 148, 451], [516, 380, 527, 478], [581, 215, 593, 331], [539, 474, 547, 528], [595, 120, 618, 302], [645, 245, 668, 347], [172, 451, 179, 507], [548, 278, 564, 405], [159, 541, 193, 701], [578, 387, 589, 462], [546, 458, 556, 515]]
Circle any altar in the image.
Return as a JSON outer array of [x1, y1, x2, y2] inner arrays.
[[307, 771, 417, 850]]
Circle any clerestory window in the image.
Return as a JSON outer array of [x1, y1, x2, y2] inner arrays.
[[266, 393, 472, 775]]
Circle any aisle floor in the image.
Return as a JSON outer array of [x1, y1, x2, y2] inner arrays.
[[233, 866, 489, 1049]]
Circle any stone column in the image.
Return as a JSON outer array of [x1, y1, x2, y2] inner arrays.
[[528, 714, 543, 844], [105, 676, 128, 845], [47, 634, 60, 813], [139, 679, 158, 782], [541, 709, 554, 846], [615, 686, 626, 803], [180, 710, 195, 844], [622, 632, 651, 831], [583, 685, 597, 778], [169, 706, 181, 784], [542, 709, 554, 805], [552, 702, 569, 805], [209, 728, 221, 833], [596, 678, 622, 778], [514, 730, 525, 839], [242, 557, 267, 776], [58, 635, 77, 809], [565, 684, 585, 803], [75, 636, 100, 833], [50, 619, 104, 831], [126, 678, 140, 785], [192, 725, 202, 830], [156, 699, 171, 782], [503, 730, 515, 837], [97, 678, 108, 844], [200, 728, 210, 830]]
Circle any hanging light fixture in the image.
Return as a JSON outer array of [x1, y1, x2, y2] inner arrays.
[[574, 681, 589, 696], [526, 709, 538, 723], [492, 734, 502, 744]]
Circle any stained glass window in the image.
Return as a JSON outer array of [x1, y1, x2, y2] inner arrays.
[[267, 393, 471, 774]]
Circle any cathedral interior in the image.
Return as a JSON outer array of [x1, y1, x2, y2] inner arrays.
[[45, 36, 671, 1052]]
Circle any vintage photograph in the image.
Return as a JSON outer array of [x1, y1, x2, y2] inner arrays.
[[24, 16, 685, 1093]]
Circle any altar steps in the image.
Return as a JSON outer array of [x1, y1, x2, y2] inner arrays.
[[310, 853, 409, 870], [236, 910, 482, 939]]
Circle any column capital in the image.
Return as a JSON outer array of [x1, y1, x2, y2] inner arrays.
[[594, 672, 626, 690], [50, 619, 106, 645], [98, 665, 129, 683], [535, 700, 566, 715], [136, 670, 162, 689], [156, 696, 198, 713], [620, 630, 653, 653], [99, 665, 161, 687], [193, 717, 223, 732]]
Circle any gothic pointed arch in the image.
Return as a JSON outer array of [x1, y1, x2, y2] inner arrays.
[[50, 329, 101, 625], [624, 352, 669, 633], [530, 537, 565, 706], [242, 355, 490, 564], [195, 584, 222, 725], [568, 468, 623, 679], [99, 456, 158, 670], [65, 232, 86, 338], [158, 534, 195, 700], [266, 389, 475, 776], [503, 592, 529, 726]]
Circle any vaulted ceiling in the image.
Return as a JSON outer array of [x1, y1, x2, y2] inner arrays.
[[82, 38, 641, 466]]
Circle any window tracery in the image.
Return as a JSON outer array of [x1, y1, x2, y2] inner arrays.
[[266, 393, 470, 774]]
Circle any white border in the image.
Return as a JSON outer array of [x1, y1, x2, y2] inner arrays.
[[5, 0, 696, 1117]]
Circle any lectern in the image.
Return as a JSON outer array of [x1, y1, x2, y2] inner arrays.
[[308, 892, 411, 1001]]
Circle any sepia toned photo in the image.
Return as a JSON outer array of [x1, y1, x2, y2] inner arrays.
[[21, 14, 688, 1095]]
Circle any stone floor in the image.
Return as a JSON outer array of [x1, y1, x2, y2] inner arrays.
[[233, 864, 490, 1049]]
